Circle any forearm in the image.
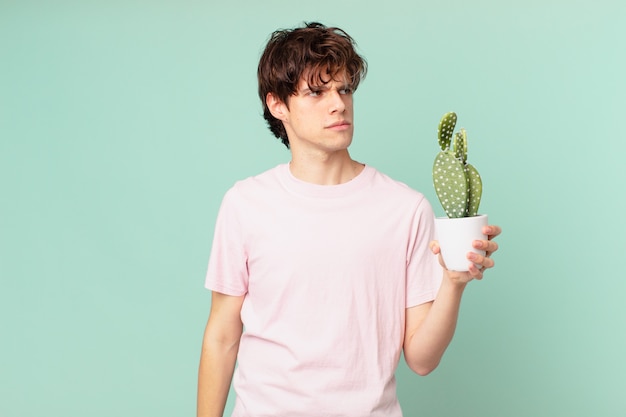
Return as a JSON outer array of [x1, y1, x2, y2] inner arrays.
[[404, 276, 466, 375], [197, 337, 239, 417]]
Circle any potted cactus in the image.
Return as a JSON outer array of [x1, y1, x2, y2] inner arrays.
[[432, 112, 488, 271]]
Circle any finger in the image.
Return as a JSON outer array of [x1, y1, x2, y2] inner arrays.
[[429, 240, 440, 254], [468, 252, 495, 269], [485, 240, 499, 257], [438, 253, 447, 269], [473, 239, 499, 255], [483, 225, 502, 239], [468, 263, 484, 280]]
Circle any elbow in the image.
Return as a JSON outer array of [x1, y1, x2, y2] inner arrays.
[[414, 366, 437, 377], [415, 366, 436, 377], [407, 360, 440, 377]]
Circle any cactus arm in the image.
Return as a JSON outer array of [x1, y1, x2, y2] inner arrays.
[[437, 112, 457, 151], [433, 150, 468, 218], [466, 163, 482, 216], [457, 129, 467, 165], [453, 129, 468, 164]]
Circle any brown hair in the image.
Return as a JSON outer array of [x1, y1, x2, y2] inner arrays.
[[257, 22, 367, 148]]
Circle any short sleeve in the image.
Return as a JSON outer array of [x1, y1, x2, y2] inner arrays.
[[204, 187, 249, 296], [405, 197, 443, 307]]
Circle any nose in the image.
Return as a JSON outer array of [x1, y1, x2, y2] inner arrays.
[[328, 89, 346, 114]]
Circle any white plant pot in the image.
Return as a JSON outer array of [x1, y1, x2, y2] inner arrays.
[[434, 214, 488, 272]]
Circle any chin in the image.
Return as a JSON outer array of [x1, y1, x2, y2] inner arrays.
[[324, 136, 353, 151]]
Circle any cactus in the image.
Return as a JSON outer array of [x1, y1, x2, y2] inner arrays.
[[433, 112, 482, 218]]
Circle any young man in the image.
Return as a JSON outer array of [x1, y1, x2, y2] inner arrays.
[[198, 22, 501, 417]]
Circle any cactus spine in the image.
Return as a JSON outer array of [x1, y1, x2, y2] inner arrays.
[[433, 112, 482, 218]]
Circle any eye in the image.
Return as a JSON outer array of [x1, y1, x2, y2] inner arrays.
[[339, 87, 353, 95]]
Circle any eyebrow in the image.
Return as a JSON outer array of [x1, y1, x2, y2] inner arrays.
[[300, 82, 351, 93]]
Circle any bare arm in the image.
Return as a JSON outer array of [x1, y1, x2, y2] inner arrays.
[[197, 292, 245, 417], [404, 225, 501, 375], [403, 279, 466, 375]]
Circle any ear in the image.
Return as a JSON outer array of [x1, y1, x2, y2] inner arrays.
[[266, 93, 288, 121]]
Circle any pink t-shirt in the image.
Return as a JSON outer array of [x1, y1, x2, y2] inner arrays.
[[206, 164, 442, 416]]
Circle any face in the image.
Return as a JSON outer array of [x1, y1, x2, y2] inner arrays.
[[268, 73, 354, 155]]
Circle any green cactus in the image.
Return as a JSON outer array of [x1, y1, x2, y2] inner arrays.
[[433, 112, 482, 218]]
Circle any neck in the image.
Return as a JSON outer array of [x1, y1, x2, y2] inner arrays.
[[288, 149, 364, 185]]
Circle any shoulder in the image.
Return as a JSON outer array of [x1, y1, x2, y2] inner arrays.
[[367, 166, 428, 206], [227, 164, 285, 193], [220, 164, 286, 206]]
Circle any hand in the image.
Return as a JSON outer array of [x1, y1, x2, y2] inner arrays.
[[430, 224, 502, 284]]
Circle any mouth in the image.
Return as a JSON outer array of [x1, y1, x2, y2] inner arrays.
[[326, 120, 352, 130]]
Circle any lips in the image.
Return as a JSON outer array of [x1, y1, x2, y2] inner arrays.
[[326, 120, 351, 129]]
